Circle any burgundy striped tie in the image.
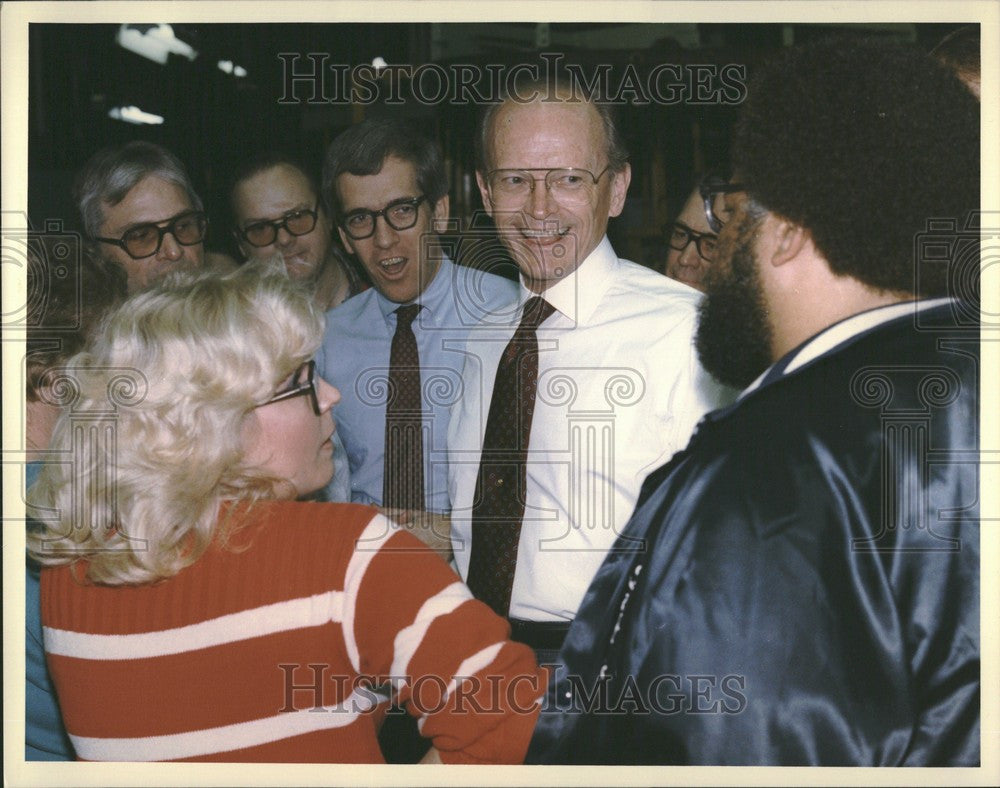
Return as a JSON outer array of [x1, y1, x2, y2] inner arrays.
[[383, 304, 424, 510], [466, 296, 555, 616]]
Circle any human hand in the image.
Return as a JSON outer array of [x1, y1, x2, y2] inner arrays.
[[379, 508, 453, 561]]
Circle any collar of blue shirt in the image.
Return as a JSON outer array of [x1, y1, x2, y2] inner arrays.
[[374, 254, 454, 328]]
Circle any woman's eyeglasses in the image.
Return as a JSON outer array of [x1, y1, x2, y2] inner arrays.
[[259, 360, 321, 415]]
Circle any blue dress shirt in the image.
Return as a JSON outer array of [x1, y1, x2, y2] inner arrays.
[[317, 256, 518, 512]]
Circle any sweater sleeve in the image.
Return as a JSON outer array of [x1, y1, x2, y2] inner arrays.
[[342, 514, 544, 764]]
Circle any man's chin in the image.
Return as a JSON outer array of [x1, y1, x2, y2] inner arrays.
[[283, 259, 319, 282]]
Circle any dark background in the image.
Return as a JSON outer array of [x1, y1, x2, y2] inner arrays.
[[27, 22, 964, 270]]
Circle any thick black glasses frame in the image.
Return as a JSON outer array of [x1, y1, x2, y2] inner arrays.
[[95, 211, 208, 260], [236, 202, 320, 247], [339, 195, 428, 240], [260, 360, 321, 415]]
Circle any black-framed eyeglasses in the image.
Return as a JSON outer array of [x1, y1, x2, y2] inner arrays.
[[667, 222, 718, 261], [259, 360, 321, 415], [699, 178, 747, 233], [484, 166, 612, 207], [236, 202, 320, 247], [95, 210, 207, 260], [339, 195, 428, 240]]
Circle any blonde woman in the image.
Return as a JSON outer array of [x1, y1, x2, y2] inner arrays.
[[28, 261, 543, 763]]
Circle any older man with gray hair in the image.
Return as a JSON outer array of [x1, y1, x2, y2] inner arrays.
[[74, 140, 223, 292]]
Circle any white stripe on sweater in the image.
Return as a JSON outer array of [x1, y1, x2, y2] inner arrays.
[[415, 641, 507, 734], [444, 641, 505, 702], [340, 513, 397, 672], [69, 690, 379, 761], [44, 590, 344, 660], [390, 581, 471, 680]]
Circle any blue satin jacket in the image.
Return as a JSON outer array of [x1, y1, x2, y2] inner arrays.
[[528, 302, 980, 765]]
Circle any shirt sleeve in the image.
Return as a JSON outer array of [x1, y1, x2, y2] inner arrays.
[[343, 515, 545, 764], [661, 313, 737, 456]]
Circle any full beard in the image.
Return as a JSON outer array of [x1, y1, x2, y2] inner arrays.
[[695, 215, 774, 390]]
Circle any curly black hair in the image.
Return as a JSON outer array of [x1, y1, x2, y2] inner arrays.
[[732, 36, 979, 296]]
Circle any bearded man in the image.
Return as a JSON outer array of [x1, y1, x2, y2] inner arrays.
[[527, 36, 981, 766]]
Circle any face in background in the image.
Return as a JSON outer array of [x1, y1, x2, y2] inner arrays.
[[477, 98, 630, 293], [241, 367, 341, 499], [232, 164, 333, 284], [335, 155, 448, 304], [98, 175, 204, 293], [695, 201, 774, 390], [665, 188, 717, 291]]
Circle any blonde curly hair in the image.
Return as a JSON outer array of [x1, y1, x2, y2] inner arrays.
[[26, 259, 323, 585]]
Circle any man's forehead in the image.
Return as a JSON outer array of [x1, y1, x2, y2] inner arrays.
[[335, 155, 419, 210], [243, 164, 314, 198], [496, 95, 600, 127], [678, 192, 712, 232], [489, 98, 605, 162], [235, 165, 317, 217], [102, 177, 194, 231]]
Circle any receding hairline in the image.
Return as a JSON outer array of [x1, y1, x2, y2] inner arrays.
[[98, 174, 197, 234], [481, 94, 612, 171], [231, 162, 320, 217]]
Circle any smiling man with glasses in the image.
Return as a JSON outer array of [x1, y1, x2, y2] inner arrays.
[[447, 80, 733, 665], [230, 153, 366, 311]]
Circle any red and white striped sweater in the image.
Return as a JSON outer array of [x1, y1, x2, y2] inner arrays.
[[41, 501, 544, 763]]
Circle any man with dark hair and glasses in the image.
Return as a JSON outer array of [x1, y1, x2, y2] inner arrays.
[[318, 116, 517, 763], [317, 116, 516, 552], [528, 37, 980, 766], [74, 140, 231, 293], [662, 177, 720, 291], [230, 153, 366, 311]]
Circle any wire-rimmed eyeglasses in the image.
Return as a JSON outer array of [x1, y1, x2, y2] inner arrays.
[[484, 166, 612, 207], [699, 178, 747, 233]]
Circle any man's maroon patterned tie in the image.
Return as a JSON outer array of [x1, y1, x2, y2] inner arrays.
[[383, 304, 424, 510], [467, 296, 555, 616]]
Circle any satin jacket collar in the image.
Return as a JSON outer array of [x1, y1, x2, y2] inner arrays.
[[741, 297, 956, 398]]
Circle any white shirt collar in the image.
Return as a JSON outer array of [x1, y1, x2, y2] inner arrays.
[[740, 297, 955, 397], [516, 236, 618, 324]]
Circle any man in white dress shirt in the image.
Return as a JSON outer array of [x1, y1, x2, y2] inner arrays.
[[448, 81, 733, 659]]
